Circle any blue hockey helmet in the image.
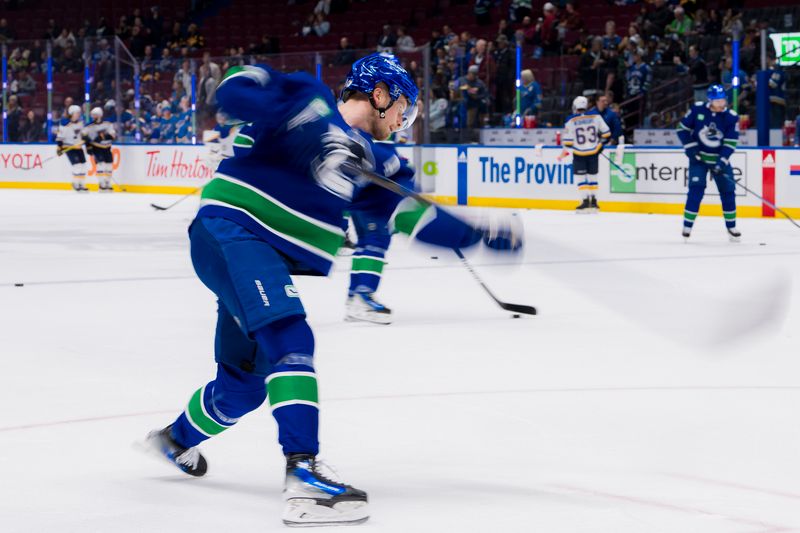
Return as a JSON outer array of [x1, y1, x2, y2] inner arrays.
[[342, 52, 419, 130], [707, 84, 727, 101]]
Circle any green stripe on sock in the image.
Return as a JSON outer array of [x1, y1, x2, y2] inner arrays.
[[723, 211, 736, 220], [186, 387, 229, 437], [684, 211, 698, 221], [352, 256, 385, 274], [267, 372, 318, 408]]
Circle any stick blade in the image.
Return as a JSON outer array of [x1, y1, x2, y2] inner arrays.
[[150, 203, 168, 211], [499, 302, 538, 315]]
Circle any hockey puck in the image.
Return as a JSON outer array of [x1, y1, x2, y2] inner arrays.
[[430, 256, 438, 259], [512, 314, 521, 318], [14, 283, 23, 287], [759, 242, 766, 246]]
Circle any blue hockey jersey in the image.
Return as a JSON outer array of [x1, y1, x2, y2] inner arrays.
[[198, 65, 432, 276], [676, 102, 739, 165]]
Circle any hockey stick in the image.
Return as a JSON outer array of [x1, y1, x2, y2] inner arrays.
[[600, 151, 634, 182], [351, 165, 537, 316], [722, 174, 800, 230], [151, 187, 204, 211], [19, 142, 85, 170]]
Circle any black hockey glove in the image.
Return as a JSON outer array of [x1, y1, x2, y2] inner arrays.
[[710, 163, 724, 177]]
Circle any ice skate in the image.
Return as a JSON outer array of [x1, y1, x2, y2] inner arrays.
[[338, 235, 356, 256], [283, 453, 368, 527], [575, 198, 591, 214], [589, 195, 600, 214], [72, 183, 89, 193], [141, 425, 207, 477], [682, 226, 691, 241], [727, 227, 741, 243], [345, 292, 392, 324], [99, 181, 114, 192]]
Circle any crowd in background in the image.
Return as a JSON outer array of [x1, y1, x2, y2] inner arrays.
[[0, 0, 796, 143]]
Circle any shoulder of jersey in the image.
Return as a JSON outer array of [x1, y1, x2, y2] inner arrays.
[[565, 113, 578, 123]]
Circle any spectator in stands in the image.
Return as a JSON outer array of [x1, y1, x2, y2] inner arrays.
[[519, 69, 542, 116], [429, 88, 449, 132], [626, 48, 652, 95], [766, 55, 786, 129], [377, 24, 397, 52], [166, 22, 185, 50], [116, 15, 131, 40], [665, 6, 692, 37], [642, 0, 672, 38], [493, 34, 515, 114], [141, 45, 157, 81], [396, 27, 415, 52], [53, 28, 77, 50], [469, 38, 490, 79], [251, 34, 280, 55], [690, 9, 707, 35], [44, 19, 59, 41], [129, 24, 147, 57], [602, 21, 621, 51], [201, 52, 221, 84], [430, 29, 445, 50], [332, 37, 356, 66], [559, 2, 584, 33], [457, 64, 489, 128], [580, 37, 612, 93], [14, 69, 36, 96], [497, 19, 515, 41], [8, 48, 29, 72], [312, 13, 330, 37], [157, 47, 174, 74], [593, 94, 623, 144], [0, 18, 15, 44], [442, 25, 457, 42], [6, 95, 22, 142], [509, 0, 532, 23], [706, 9, 722, 35], [19, 110, 43, 143], [174, 60, 193, 100], [197, 64, 217, 118], [185, 23, 205, 51], [721, 9, 743, 36], [674, 44, 708, 102], [59, 46, 82, 73], [795, 113, 800, 146], [540, 3, 560, 55]]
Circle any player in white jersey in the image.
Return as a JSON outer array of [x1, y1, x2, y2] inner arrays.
[[56, 105, 88, 192], [82, 107, 116, 192], [559, 96, 611, 213]]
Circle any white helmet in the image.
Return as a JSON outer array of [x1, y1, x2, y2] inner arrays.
[[90, 107, 103, 120], [572, 96, 588, 113], [68, 104, 82, 117]]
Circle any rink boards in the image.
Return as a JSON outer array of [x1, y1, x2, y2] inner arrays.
[[0, 143, 798, 218]]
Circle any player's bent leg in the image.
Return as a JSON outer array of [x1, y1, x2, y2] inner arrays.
[[715, 169, 740, 242], [145, 362, 267, 477], [255, 316, 368, 526], [346, 211, 392, 324], [683, 162, 707, 239]]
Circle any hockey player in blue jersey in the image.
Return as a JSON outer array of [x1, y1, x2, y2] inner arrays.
[[143, 53, 522, 527], [677, 84, 741, 242]]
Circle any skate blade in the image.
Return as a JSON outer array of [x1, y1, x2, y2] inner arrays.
[[283, 498, 369, 527], [344, 311, 392, 325], [729, 235, 741, 243]]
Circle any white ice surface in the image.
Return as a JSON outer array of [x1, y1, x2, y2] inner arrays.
[[0, 190, 798, 533]]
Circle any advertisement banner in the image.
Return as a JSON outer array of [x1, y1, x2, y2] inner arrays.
[[608, 151, 747, 196], [467, 146, 574, 200]]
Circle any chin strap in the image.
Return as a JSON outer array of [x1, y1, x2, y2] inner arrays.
[[368, 93, 394, 119]]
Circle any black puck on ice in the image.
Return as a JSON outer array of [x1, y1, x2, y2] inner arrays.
[[14, 283, 23, 287], [430, 256, 438, 259], [512, 314, 521, 318], [759, 242, 766, 246]]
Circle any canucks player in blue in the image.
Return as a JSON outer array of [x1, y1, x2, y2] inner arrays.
[[677, 84, 741, 242], [143, 53, 522, 527]]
